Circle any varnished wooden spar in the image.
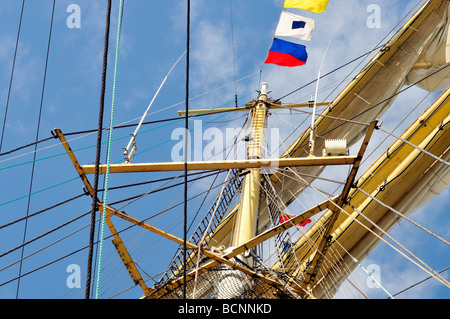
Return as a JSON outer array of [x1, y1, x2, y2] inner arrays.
[[53, 82, 360, 299], [54, 128, 154, 296], [145, 197, 338, 299], [177, 101, 331, 116], [55, 127, 291, 296], [55, 125, 310, 297], [48, 0, 450, 300], [79, 156, 357, 174], [301, 120, 378, 287]]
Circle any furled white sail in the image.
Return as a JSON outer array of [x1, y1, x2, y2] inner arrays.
[[301, 87, 450, 298], [406, 5, 450, 92], [191, 0, 449, 251], [260, 0, 450, 235], [150, 0, 450, 299]]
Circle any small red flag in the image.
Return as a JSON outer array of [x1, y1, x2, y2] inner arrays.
[[279, 215, 311, 227]]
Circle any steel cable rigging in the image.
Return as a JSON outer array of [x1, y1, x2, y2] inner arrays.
[[16, 0, 55, 299], [86, 0, 112, 300], [0, 170, 233, 290], [0, 170, 224, 262], [0, 0, 25, 153], [0, 43, 398, 164], [183, 0, 191, 299]]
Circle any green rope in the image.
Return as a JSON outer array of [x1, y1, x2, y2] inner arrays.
[[0, 95, 254, 208], [0, 176, 79, 207], [95, 0, 124, 299], [352, 257, 395, 299], [0, 91, 255, 173], [258, 69, 263, 92]]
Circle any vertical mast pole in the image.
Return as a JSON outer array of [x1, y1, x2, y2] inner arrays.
[[231, 83, 269, 248]]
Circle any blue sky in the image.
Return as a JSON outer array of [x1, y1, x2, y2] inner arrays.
[[0, 0, 448, 299]]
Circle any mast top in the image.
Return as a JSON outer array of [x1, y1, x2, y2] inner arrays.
[[260, 82, 269, 97]]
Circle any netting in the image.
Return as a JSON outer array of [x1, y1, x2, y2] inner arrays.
[[152, 172, 308, 300], [157, 264, 299, 299]]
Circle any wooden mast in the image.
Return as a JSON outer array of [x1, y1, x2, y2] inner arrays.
[[55, 81, 374, 299], [231, 82, 268, 248]]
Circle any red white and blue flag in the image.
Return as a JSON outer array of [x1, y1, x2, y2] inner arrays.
[[265, 38, 308, 67], [265, 1, 329, 67]]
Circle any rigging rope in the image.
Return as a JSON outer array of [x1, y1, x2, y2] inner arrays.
[[0, 71, 258, 160], [0, 192, 86, 231], [2, 24, 437, 165], [276, 164, 448, 297], [274, 0, 422, 104], [0, 0, 25, 152], [319, 0, 423, 106], [95, 0, 124, 299], [356, 187, 450, 247], [16, 0, 55, 299], [271, 62, 450, 164], [191, 115, 250, 297], [0, 176, 79, 208], [183, 0, 191, 300], [86, 0, 112, 300], [0, 170, 225, 272], [0, 36, 385, 164], [0, 93, 252, 172], [229, 0, 238, 108], [321, 63, 450, 140], [389, 266, 450, 299], [0, 102, 246, 210], [273, 45, 384, 103], [340, 200, 450, 288], [271, 168, 369, 298], [0, 171, 232, 292], [378, 125, 450, 167], [352, 256, 394, 299]]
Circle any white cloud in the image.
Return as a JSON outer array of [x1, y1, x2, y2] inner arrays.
[[0, 35, 15, 63], [191, 19, 236, 90]]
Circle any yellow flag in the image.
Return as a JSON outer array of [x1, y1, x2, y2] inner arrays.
[[284, 0, 329, 13]]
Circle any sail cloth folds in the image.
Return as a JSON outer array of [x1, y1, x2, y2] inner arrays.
[[275, 11, 315, 41], [284, 0, 329, 13], [265, 38, 308, 67], [406, 4, 450, 92]]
